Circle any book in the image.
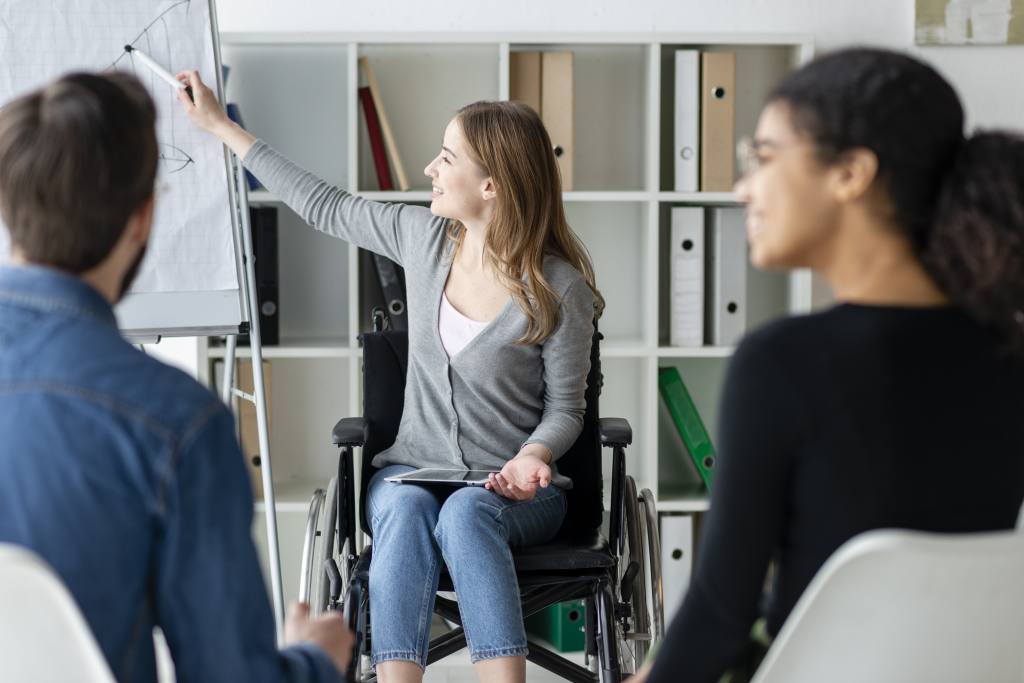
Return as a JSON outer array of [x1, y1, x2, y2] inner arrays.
[[673, 49, 700, 192], [510, 50, 574, 190], [669, 207, 705, 347], [658, 367, 716, 490], [510, 51, 542, 115], [358, 249, 408, 331], [358, 56, 410, 191], [540, 51, 574, 191], [237, 360, 271, 500], [707, 207, 747, 346], [358, 86, 394, 191], [699, 52, 736, 192], [238, 207, 279, 346], [661, 514, 694, 621], [373, 253, 408, 330]]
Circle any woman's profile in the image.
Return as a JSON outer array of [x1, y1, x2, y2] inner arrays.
[[636, 46, 1024, 683]]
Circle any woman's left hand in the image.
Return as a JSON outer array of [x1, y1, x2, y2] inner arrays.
[[486, 445, 553, 501]]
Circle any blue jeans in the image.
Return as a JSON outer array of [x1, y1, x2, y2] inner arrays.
[[366, 464, 567, 668]]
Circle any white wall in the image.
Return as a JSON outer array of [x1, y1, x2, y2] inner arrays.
[[215, 0, 1024, 131], [143, 337, 201, 378]]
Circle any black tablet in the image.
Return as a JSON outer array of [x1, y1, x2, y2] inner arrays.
[[384, 468, 498, 487]]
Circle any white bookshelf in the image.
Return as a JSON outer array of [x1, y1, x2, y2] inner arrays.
[[209, 32, 815, 604]]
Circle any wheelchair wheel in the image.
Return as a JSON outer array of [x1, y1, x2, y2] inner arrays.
[[300, 488, 326, 609], [614, 475, 652, 674], [639, 487, 665, 641], [313, 475, 339, 615]]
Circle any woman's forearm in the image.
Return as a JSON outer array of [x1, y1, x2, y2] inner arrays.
[[212, 120, 256, 159]]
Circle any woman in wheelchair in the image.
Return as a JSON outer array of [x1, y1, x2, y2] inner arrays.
[[178, 72, 605, 683]]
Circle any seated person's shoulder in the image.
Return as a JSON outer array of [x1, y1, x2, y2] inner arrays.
[[84, 336, 227, 436], [541, 254, 589, 297], [735, 306, 841, 363]]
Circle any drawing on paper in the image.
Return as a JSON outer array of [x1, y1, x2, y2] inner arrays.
[[110, 0, 195, 172], [0, 0, 238, 294], [916, 0, 1024, 44]]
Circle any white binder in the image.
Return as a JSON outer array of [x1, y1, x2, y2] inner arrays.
[[674, 50, 700, 192], [669, 207, 705, 347], [661, 514, 695, 623], [708, 207, 747, 346]]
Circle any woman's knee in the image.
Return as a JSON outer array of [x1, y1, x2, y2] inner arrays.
[[368, 478, 443, 534], [434, 488, 504, 545]]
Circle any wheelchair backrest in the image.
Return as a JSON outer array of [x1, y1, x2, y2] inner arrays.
[[357, 324, 605, 540]]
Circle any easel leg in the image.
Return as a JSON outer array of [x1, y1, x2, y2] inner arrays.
[[231, 153, 285, 642]]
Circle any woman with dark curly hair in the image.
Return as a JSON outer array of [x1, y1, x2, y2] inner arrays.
[[634, 47, 1024, 683]]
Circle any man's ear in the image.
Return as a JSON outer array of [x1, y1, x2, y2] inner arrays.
[[481, 177, 497, 202], [127, 195, 155, 245], [828, 147, 879, 204]]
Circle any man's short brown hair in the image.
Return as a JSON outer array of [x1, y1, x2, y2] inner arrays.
[[0, 72, 158, 272]]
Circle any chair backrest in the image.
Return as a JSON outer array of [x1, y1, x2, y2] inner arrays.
[[751, 529, 1024, 683], [0, 543, 116, 683], [357, 325, 605, 539]]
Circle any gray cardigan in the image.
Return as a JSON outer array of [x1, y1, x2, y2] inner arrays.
[[244, 141, 596, 488]]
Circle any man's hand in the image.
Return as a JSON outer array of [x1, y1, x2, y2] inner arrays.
[[486, 444, 553, 501], [284, 602, 354, 675], [624, 660, 653, 682]]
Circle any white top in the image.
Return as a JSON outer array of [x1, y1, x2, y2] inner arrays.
[[439, 291, 490, 358]]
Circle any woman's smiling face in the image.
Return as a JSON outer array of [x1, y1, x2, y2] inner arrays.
[[735, 101, 841, 271], [423, 118, 492, 223]]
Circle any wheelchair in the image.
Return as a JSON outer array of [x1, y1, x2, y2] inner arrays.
[[300, 311, 664, 682]]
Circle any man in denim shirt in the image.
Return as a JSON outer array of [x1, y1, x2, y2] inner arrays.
[[0, 73, 350, 682]]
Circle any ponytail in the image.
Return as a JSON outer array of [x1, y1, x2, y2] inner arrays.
[[768, 48, 1024, 357], [923, 132, 1024, 357]]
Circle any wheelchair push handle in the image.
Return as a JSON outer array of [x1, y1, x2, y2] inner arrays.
[[324, 558, 342, 610]]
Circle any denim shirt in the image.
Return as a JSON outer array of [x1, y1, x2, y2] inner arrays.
[[0, 265, 341, 683]]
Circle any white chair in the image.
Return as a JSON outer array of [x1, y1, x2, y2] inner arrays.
[[0, 543, 116, 682], [751, 528, 1024, 683]]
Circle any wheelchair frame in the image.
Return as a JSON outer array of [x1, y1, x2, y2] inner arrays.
[[300, 322, 664, 682]]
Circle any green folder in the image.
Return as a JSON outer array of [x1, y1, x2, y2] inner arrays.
[[658, 367, 716, 490]]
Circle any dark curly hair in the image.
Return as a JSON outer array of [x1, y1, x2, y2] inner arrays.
[[768, 47, 1024, 356]]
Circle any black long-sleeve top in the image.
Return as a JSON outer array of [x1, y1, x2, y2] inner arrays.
[[649, 303, 1024, 683]]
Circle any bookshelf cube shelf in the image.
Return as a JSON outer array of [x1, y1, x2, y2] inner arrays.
[[601, 357, 651, 487], [565, 202, 649, 349], [657, 42, 804, 192], [356, 43, 500, 192], [209, 32, 815, 605], [221, 44, 350, 186], [656, 202, 794, 349], [510, 43, 650, 192], [277, 211, 351, 347], [655, 356, 728, 506], [268, 358, 353, 487]]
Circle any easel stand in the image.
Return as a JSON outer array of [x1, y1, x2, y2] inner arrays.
[[219, 154, 285, 641]]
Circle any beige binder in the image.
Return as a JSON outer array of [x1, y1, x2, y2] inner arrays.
[[540, 51, 574, 191], [700, 52, 736, 192], [238, 360, 271, 499], [510, 51, 542, 115]]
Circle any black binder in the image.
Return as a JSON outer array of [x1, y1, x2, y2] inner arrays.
[[359, 248, 408, 332], [239, 207, 279, 346]]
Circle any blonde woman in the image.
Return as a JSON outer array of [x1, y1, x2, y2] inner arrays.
[[177, 71, 604, 683]]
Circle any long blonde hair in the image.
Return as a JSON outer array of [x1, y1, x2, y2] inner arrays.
[[446, 100, 605, 345]]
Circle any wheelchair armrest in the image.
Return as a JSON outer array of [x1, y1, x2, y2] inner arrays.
[[332, 417, 368, 448], [599, 417, 632, 448]]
